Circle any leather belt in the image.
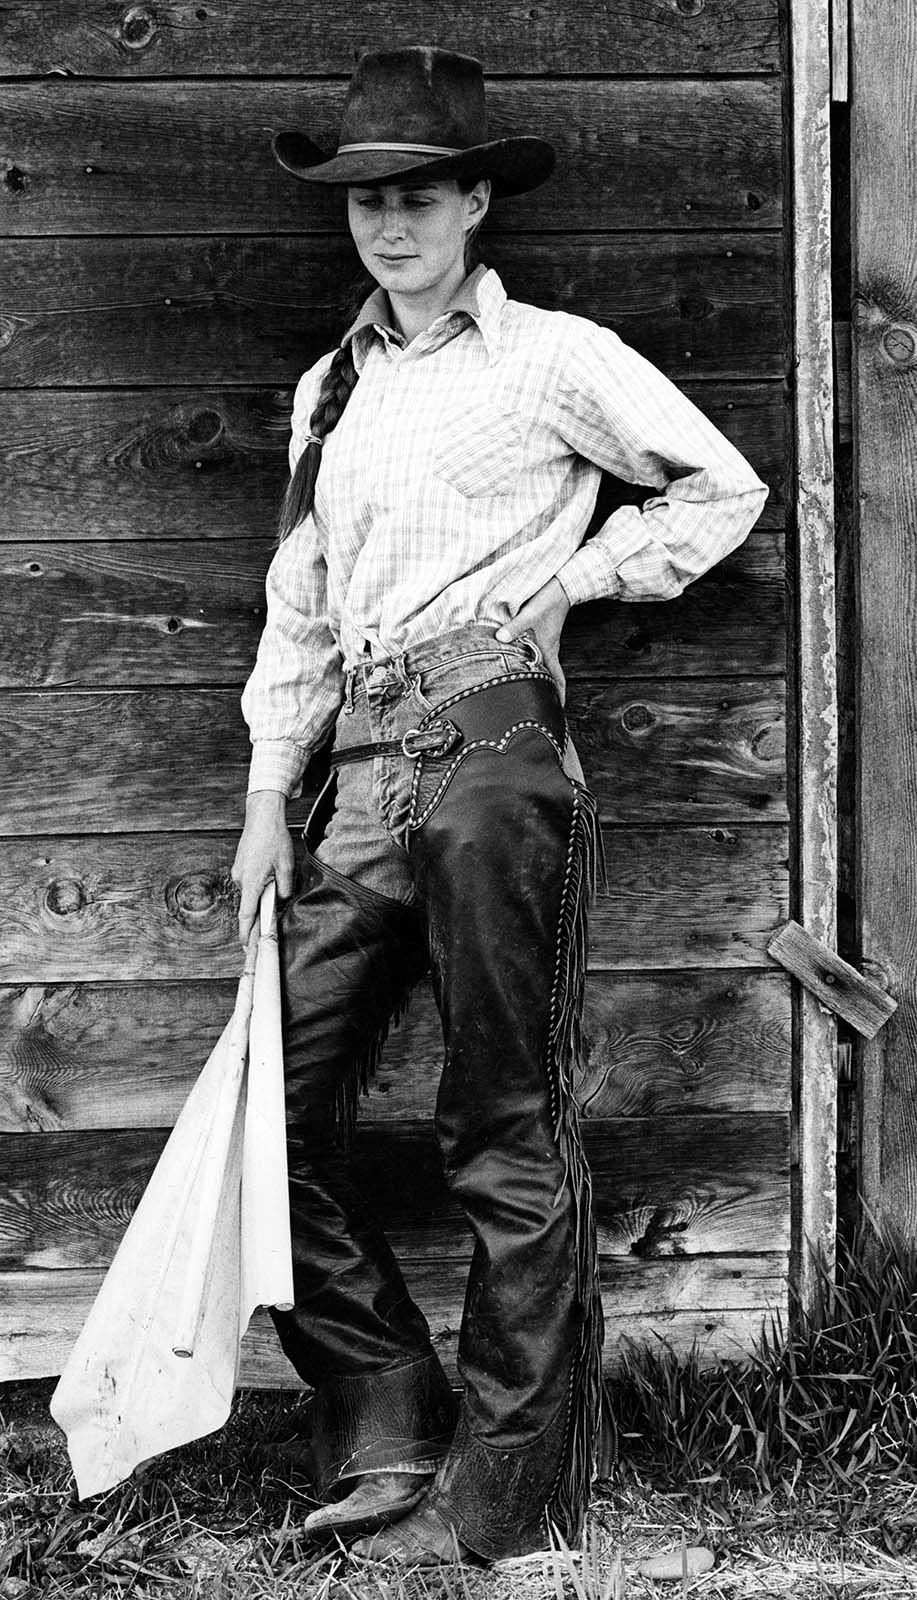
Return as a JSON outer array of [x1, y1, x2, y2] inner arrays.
[[330, 719, 462, 767]]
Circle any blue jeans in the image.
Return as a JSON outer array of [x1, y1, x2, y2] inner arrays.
[[312, 623, 577, 901]]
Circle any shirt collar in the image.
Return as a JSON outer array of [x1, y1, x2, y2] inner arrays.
[[344, 264, 505, 369]]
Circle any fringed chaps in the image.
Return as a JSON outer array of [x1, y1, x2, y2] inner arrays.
[[407, 674, 605, 1560], [273, 667, 604, 1556]]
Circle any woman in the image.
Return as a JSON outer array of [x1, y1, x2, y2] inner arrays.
[[233, 45, 768, 1567]]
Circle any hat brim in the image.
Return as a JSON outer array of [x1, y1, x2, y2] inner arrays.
[[271, 130, 555, 197]]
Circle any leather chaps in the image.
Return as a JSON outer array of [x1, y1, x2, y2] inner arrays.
[[271, 671, 604, 1560]]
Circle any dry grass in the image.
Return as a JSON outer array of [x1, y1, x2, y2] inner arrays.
[[3, 1226, 917, 1598]]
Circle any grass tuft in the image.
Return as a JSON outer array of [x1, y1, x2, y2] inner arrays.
[[603, 1221, 917, 1502]]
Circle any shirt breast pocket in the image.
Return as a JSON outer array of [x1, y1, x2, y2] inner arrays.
[[432, 403, 525, 498]]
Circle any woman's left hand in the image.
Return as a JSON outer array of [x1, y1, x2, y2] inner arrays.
[[495, 577, 571, 703]]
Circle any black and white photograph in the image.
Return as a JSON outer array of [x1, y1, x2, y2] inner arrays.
[[1, 3, 915, 1595]]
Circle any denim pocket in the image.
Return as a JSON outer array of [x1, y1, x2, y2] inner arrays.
[[414, 636, 542, 709]]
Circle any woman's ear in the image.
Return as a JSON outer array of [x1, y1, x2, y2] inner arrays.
[[465, 178, 491, 231]]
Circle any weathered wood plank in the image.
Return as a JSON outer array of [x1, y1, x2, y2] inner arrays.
[[0, 527, 786, 686], [0, 1115, 790, 1269], [569, 680, 786, 823], [768, 919, 896, 1039], [0, 80, 782, 235], [791, 0, 838, 1306], [0, 389, 293, 544], [0, 971, 791, 1133], [568, 527, 786, 679], [0, 1257, 789, 1383], [0, 234, 785, 385], [852, 0, 917, 1241], [0, 384, 785, 541], [0, 2, 781, 78], [0, 828, 789, 981], [0, 680, 787, 832]]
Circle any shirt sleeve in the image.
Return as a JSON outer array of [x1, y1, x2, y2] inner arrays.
[[240, 359, 344, 797], [550, 319, 770, 606]]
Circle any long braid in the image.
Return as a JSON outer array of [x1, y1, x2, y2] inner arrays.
[[276, 341, 360, 542]]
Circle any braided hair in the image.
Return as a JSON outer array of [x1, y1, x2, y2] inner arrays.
[[276, 331, 364, 543], [276, 175, 488, 543]]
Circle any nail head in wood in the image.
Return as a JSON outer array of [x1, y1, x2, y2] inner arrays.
[[767, 920, 897, 1038]]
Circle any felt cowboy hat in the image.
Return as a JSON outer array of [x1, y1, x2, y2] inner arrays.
[[271, 45, 555, 197]]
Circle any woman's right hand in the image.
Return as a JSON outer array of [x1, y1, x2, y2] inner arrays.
[[231, 789, 296, 947]]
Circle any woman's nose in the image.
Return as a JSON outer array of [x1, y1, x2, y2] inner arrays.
[[380, 208, 407, 239]]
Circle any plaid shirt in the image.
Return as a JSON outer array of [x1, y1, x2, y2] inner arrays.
[[242, 264, 768, 795]]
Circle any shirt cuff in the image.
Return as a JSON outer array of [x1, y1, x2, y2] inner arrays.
[[556, 509, 653, 605], [247, 738, 312, 799]]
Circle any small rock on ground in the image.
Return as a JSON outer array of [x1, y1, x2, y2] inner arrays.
[[637, 1544, 716, 1580]]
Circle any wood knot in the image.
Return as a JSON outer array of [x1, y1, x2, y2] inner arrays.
[[678, 293, 714, 321], [751, 722, 783, 762], [623, 629, 652, 656], [187, 408, 224, 448], [3, 165, 27, 195], [881, 323, 917, 368], [674, 0, 705, 12], [165, 869, 230, 924], [118, 3, 158, 49], [44, 879, 86, 917], [0, 316, 18, 351], [621, 702, 655, 734]]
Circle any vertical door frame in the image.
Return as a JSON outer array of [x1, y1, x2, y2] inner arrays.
[[789, 0, 839, 1310], [852, 0, 917, 1239]]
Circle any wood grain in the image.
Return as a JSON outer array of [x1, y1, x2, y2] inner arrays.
[[0, 389, 295, 544], [0, 1257, 789, 1383], [0, 1115, 789, 1270], [568, 679, 786, 823], [768, 919, 896, 1039], [0, 2, 781, 78], [790, 0, 838, 1307], [0, 679, 786, 832], [0, 527, 785, 687], [0, 234, 785, 385], [0, 79, 782, 235], [852, 0, 917, 1238], [0, 383, 785, 542], [0, 971, 791, 1133], [0, 828, 790, 981]]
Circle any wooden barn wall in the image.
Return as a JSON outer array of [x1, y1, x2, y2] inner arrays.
[[0, 3, 791, 1383]]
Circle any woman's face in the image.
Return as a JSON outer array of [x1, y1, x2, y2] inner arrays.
[[347, 178, 490, 301]]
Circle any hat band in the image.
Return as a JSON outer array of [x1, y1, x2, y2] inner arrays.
[[336, 141, 463, 157]]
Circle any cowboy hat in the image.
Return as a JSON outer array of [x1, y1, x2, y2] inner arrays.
[[271, 45, 555, 197]]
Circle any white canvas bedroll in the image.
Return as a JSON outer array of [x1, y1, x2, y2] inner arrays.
[[50, 882, 294, 1499]]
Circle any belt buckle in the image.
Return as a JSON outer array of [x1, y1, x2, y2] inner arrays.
[[401, 720, 461, 759]]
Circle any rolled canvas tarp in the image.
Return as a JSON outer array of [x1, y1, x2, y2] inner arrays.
[[50, 882, 294, 1499]]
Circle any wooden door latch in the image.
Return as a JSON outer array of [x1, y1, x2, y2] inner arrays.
[[767, 920, 897, 1038]]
